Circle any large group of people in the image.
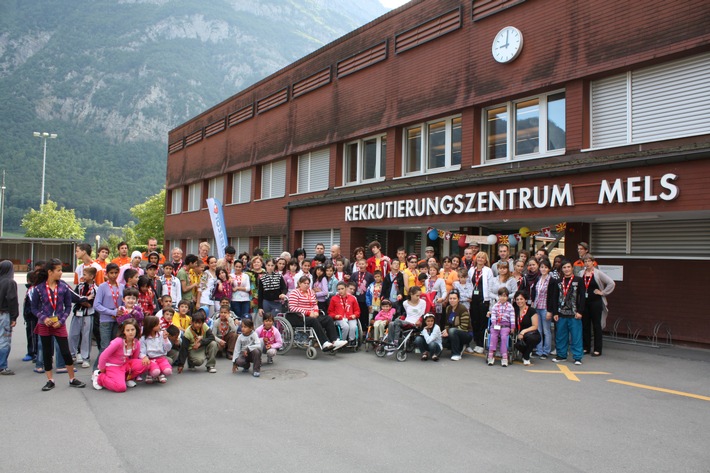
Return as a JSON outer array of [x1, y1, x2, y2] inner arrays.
[[0, 237, 615, 392]]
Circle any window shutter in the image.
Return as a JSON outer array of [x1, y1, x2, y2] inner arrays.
[[271, 160, 286, 198], [259, 236, 284, 256], [631, 220, 710, 258], [297, 155, 309, 194], [302, 230, 341, 257], [261, 165, 272, 199], [591, 74, 628, 148], [590, 222, 628, 256], [239, 170, 252, 203], [309, 148, 329, 191]]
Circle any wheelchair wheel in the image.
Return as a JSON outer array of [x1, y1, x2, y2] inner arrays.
[[306, 346, 318, 360], [375, 344, 386, 357], [274, 315, 293, 355], [396, 350, 407, 362]]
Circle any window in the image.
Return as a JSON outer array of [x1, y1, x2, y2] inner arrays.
[[229, 237, 250, 255], [207, 176, 224, 203], [231, 169, 252, 204], [170, 187, 182, 214], [297, 149, 329, 194], [259, 236, 284, 256], [302, 230, 340, 257], [260, 160, 286, 200], [590, 52, 710, 149], [403, 116, 461, 175], [185, 239, 199, 255], [344, 135, 386, 185], [187, 182, 201, 211], [484, 91, 565, 162]]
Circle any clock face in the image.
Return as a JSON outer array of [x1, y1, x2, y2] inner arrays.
[[492, 26, 523, 63]]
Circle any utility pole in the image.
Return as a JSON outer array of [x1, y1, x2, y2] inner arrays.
[[0, 170, 5, 237]]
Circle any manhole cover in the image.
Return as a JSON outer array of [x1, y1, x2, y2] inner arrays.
[[263, 369, 308, 381]]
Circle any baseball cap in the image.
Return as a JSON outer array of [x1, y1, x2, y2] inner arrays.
[[425, 246, 435, 252]]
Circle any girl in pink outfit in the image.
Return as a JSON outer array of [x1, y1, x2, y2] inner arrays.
[[486, 287, 515, 367], [139, 316, 173, 384], [92, 318, 148, 392]]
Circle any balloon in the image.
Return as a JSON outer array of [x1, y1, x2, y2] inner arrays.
[[428, 229, 438, 240], [487, 234, 498, 245], [458, 235, 468, 248], [508, 234, 518, 246], [519, 226, 530, 238]]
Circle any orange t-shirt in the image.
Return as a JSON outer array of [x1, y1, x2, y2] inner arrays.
[[111, 256, 131, 267], [142, 252, 166, 265]]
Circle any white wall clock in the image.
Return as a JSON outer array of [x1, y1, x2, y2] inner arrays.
[[492, 26, 523, 63]]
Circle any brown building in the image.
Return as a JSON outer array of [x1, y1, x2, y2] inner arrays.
[[165, 0, 710, 345]]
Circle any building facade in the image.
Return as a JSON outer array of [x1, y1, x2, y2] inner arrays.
[[165, 0, 710, 345]]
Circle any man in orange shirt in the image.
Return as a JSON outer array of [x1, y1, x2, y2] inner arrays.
[[111, 241, 131, 267], [141, 238, 166, 266], [95, 245, 110, 271]]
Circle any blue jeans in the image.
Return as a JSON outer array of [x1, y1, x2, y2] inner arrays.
[[0, 312, 12, 370], [230, 301, 251, 319], [443, 328, 473, 356], [414, 336, 442, 356], [93, 321, 117, 370], [555, 317, 583, 361], [536, 308, 552, 355]]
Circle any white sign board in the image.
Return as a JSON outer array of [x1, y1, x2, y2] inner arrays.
[[598, 265, 623, 281]]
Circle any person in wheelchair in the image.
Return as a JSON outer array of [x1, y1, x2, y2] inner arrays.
[[327, 281, 360, 345], [286, 276, 347, 352], [384, 286, 425, 352]]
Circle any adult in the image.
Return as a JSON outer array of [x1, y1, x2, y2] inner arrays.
[[118, 251, 144, 285], [111, 241, 131, 267], [314, 242, 326, 258], [548, 260, 586, 365], [258, 259, 287, 319], [535, 246, 549, 262], [402, 254, 421, 297], [418, 246, 436, 266], [511, 259, 527, 295], [523, 258, 541, 301], [580, 254, 615, 357], [170, 247, 185, 273], [491, 243, 514, 277], [293, 248, 307, 268], [395, 246, 407, 268], [74, 243, 105, 286], [216, 246, 235, 275], [381, 259, 405, 312], [530, 259, 553, 359], [177, 254, 199, 304], [230, 260, 251, 318], [513, 290, 542, 366], [366, 240, 391, 275], [450, 256, 461, 271], [488, 260, 517, 305], [442, 290, 472, 361], [467, 251, 492, 353], [197, 256, 218, 317], [329, 245, 350, 274], [460, 244, 479, 272], [141, 238, 166, 266], [95, 245, 110, 271], [238, 252, 250, 270], [574, 242, 596, 274], [286, 276, 347, 351], [439, 256, 459, 295], [350, 247, 365, 274], [30, 259, 86, 390], [198, 242, 211, 265], [0, 260, 19, 375]]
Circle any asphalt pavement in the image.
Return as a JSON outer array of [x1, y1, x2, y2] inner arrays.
[[2, 273, 710, 472]]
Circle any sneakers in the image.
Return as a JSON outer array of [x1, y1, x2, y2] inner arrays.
[[473, 346, 485, 354], [267, 356, 273, 364], [487, 358, 494, 366], [75, 355, 84, 363], [69, 378, 86, 388], [81, 360, 91, 369], [322, 341, 334, 351], [501, 359, 508, 367], [22, 354, 34, 362], [145, 375, 154, 384], [574, 360, 582, 365], [385, 341, 397, 352], [552, 357, 567, 363], [158, 374, 167, 383], [126, 380, 137, 388], [42, 380, 55, 391], [539, 354, 548, 360], [0, 368, 15, 375], [551, 349, 557, 355], [92, 370, 103, 390], [523, 358, 531, 366], [208, 367, 217, 373], [135, 376, 143, 382], [465, 346, 475, 354], [450, 355, 462, 361], [253, 371, 260, 378], [333, 340, 348, 351]]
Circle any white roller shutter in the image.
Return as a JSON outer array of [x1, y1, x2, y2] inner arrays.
[[259, 236, 284, 257], [591, 73, 629, 148], [302, 230, 340, 258], [297, 148, 329, 193]]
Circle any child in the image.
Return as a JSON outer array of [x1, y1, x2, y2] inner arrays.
[[116, 287, 144, 326], [175, 310, 218, 373], [255, 314, 282, 364], [313, 265, 329, 313], [352, 259, 374, 331], [487, 287, 515, 367], [452, 267, 473, 310], [325, 264, 338, 299], [92, 318, 147, 392], [327, 281, 360, 344], [415, 313, 442, 361], [334, 259, 347, 282], [212, 268, 233, 315], [155, 295, 173, 319], [371, 299, 395, 342], [69, 266, 97, 368], [232, 319, 262, 377], [139, 315, 173, 384], [159, 307, 175, 330], [172, 300, 192, 333], [214, 305, 238, 359], [123, 268, 140, 289], [366, 270, 383, 321], [137, 275, 157, 317], [385, 286, 425, 352], [159, 263, 182, 306], [165, 325, 181, 364]]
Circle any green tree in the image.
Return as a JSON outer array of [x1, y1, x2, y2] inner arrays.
[[21, 200, 85, 239], [130, 189, 165, 244]]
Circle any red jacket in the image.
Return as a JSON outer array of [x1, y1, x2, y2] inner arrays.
[[366, 255, 391, 275], [327, 294, 360, 320]]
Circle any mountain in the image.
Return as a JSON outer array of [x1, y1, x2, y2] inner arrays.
[[0, 0, 388, 231]]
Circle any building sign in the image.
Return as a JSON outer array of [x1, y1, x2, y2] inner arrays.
[[344, 173, 679, 222]]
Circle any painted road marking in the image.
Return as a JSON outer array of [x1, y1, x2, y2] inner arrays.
[[526, 364, 610, 382], [608, 379, 710, 402]]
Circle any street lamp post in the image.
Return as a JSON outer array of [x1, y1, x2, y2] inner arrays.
[[0, 170, 5, 237], [33, 131, 57, 207], [95, 234, 101, 253]]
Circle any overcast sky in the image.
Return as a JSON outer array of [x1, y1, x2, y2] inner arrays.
[[380, 0, 410, 9]]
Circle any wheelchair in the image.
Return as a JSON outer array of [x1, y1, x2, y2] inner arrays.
[[334, 318, 364, 352], [374, 323, 419, 362], [483, 317, 519, 364], [274, 306, 342, 360]]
